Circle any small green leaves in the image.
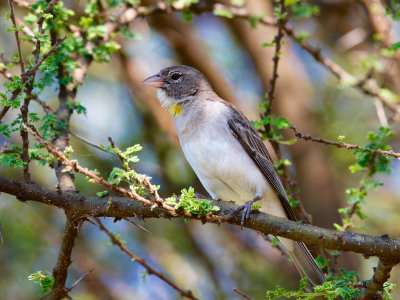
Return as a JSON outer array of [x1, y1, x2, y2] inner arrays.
[[66, 100, 87, 114], [315, 255, 329, 269], [274, 159, 291, 175], [267, 269, 361, 300], [288, 195, 299, 208], [285, 0, 319, 19], [102, 143, 143, 169], [385, 1, 400, 21], [181, 11, 195, 23], [97, 191, 109, 198], [349, 127, 394, 176], [251, 203, 262, 211], [270, 236, 280, 247], [166, 187, 220, 218], [92, 41, 122, 63], [0, 147, 25, 168], [248, 15, 264, 28], [0, 124, 11, 138], [337, 127, 394, 231], [213, 6, 233, 18], [28, 270, 54, 296], [253, 114, 293, 143]]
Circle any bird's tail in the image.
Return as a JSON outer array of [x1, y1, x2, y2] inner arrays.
[[281, 238, 325, 286]]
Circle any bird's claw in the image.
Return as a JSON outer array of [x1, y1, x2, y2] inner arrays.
[[233, 195, 261, 226]]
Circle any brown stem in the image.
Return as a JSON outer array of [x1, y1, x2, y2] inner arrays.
[[361, 260, 393, 300], [290, 125, 400, 159], [2, 177, 400, 263], [8, 0, 25, 73], [95, 218, 198, 300], [264, 0, 286, 117], [50, 217, 82, 300]]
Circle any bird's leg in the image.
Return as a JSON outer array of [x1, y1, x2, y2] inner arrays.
[[233, 195, 262, 226]]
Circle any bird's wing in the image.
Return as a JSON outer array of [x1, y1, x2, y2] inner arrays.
[[226, 106, 297, 221]]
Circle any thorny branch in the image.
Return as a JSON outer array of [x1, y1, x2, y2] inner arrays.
[[259, 0, 310, 223], [95, 218, 198, 300], [264, 0, 286, 117], [290, 125, 400, 159], [8, 0, 25, 73], [23, 124, 180, 216], [108, 137, 163, 204], [1, 177, 400, 263], [50, 217, 82, 300], [233, 288, 254, 300]]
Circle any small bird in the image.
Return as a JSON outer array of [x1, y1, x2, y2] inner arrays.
[[143, 65, 325, 286]]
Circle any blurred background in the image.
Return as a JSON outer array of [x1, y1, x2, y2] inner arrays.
[[0, 0, 400, 299]]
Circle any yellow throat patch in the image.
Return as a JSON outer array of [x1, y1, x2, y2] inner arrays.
[[170, 103, 182, 117]]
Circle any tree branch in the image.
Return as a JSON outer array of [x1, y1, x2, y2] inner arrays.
[[50, 217, 81, 300], [8, 0, 25, 73], [95, 218, 198, 300], [290, 125, 400, 159], [264, 0, 286, 117], [361, 260, 393, 299], [1, 177, 400, 263]]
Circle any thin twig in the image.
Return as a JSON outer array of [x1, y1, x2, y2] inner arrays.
[[69, 132, 106, 152], [22, 37, 66, 79], [8, 0, 25, 73], [95, 218, 198, 300], [265, 0, 286, 117], [66, 268, 94, 293], [290, 125, 400, 159], [123, 217, 152, 234], [108, 137, 163, 204], [233, 288, 253, 300]]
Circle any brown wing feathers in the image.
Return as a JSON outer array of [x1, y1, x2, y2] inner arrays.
[[226, 108, 297, 221]]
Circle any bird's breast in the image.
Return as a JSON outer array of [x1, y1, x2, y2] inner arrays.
[[179, 118, 272, 204]]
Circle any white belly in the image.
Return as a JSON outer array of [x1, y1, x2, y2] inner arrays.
[[179, 121, 287, 219]]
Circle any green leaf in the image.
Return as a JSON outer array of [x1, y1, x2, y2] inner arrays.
[[167, 187, 220, 217], [0, 124, 11, 138], [28, 270, 54, 295], [97, 191, 109, 198], [213, 7, 233, 18], [0, 153, 24, 168], [315, 255, 329, 269]]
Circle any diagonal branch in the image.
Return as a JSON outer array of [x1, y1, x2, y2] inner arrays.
[[95, 218, 198, 300]]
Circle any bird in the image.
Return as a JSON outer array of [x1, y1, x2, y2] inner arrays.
[[142, 65, 325, 286]]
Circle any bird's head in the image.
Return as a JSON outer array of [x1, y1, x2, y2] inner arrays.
[[142, 65, 211, 116]]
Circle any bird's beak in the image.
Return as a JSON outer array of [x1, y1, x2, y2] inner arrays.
[[142, 74, 165, 88]]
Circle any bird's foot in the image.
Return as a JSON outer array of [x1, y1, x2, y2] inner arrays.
[[233, 195, 261, 226]]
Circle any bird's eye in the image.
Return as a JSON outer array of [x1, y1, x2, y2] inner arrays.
[[170, 73, 181, 81]]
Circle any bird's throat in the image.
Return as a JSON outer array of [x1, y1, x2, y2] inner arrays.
[[170, 103, 182, 116]]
